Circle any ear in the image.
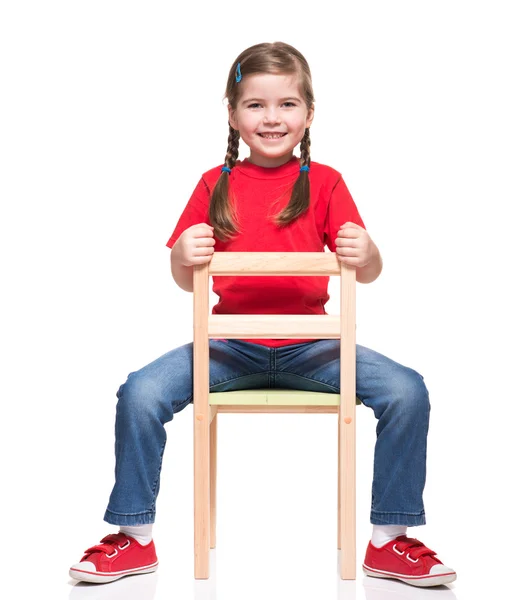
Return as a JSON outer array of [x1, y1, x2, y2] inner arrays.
[[306, 105, 315, 129], [228, 104, 239, 130]]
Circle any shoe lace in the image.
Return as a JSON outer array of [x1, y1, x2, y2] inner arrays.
[[82, 533, 131, 559], [392, 536, 438, 560]]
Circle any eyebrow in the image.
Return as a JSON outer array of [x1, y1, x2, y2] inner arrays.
[[241, 97, 302, 105]]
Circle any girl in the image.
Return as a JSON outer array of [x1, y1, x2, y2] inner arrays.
[[69, 42, 456, 587]]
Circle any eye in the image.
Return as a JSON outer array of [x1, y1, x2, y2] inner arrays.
[[247, 102, 296, 109]]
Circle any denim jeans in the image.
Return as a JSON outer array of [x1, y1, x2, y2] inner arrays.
[[104, 339, 430, 527]]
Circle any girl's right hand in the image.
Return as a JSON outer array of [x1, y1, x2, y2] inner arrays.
[[174, 223, 215, 267]]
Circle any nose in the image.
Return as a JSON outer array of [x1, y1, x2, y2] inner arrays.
[[263, 107, 281, 124]]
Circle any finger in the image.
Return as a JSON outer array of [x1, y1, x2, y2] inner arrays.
[[335, 247, 360, 257], [194, 227, 215, 237], [337, 228, 360, 239], [336, 255, 363, 267], [335, 237, 358, 247], [194, 238, 215, 247], [193, 223, 214, 232], [192, 255, 214, 265], [193, 247, 215, 256], [339, 222, 361, 229]]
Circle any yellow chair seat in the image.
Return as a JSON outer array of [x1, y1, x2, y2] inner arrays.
[[209, 389, 361, 406]]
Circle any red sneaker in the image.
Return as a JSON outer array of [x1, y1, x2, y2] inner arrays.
[[69, 532, 158, 583], [363, 535, 456, 587]]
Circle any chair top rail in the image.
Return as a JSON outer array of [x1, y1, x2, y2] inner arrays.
[[208, 252, 341, 276]]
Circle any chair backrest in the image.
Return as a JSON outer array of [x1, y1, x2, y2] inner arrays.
[[192, 252, 356, 417]]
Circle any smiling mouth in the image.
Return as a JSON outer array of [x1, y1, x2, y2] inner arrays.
[[258, 133, 287, 139]]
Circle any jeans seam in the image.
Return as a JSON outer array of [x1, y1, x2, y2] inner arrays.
[[371, 509, 425, 516], [277, 372, 340, 392], [370, 510, 426, 526], [270, 348, 276, 388], [150, 439, 167, 509], [105, 507, 155, 517], [184, 372, 273, 403], [210, 372, 269, 388], [184, 369, 340, 402]]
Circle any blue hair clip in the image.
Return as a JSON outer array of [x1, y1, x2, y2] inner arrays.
[[235, 62, 242, 83], [222, 166, 231, 174], [300, 165, 310, 172]]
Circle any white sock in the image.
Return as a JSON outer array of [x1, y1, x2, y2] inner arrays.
[[371, 524, 407, 548], [119, 524, 153, 546]]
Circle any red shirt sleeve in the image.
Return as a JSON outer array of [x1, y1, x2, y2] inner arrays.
[[166, 177, 211, 249], [323, 176, 366, 252]]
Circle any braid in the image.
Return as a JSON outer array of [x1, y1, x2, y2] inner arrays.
[[299, 127, 311, 169], [209, 123, 241, 241], [274, 127, 312, 226], [224, 124, 240, 169]]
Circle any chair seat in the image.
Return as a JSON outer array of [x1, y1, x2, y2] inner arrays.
[[209, 389, 361, 406]]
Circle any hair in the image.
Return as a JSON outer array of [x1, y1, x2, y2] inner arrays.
[[210, 42, 315, 241]]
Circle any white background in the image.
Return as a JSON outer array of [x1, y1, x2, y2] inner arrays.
[[1, 1, 524, 599]]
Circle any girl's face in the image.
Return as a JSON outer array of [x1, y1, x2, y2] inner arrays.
[[228, 73, 314, 168]]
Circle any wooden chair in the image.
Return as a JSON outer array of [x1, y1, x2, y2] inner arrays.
[[193, 252, 358, 579]]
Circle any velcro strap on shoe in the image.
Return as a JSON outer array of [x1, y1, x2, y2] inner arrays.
[[82, 533, 129, 558], [394, 536, 437, 559], [409, 545, 437, 559]]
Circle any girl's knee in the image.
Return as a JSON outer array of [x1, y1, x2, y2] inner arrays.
[[396, 367, 430, 417], [116, 371, 174, 422]]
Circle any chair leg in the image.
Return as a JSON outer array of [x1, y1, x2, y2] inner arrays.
[[194, 407, 210, 579], [337, 412, 341, 550], [210, 413, 217, 549], [339, 409, 356, 579]]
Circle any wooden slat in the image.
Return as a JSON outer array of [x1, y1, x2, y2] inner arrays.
[[340, 264, 356, 579], [193, 263, 210, 579], [209, 314, 340, 339], [208, 406, 218, 424], [209, 252, 340, 275], [210, 412, 217, 550]]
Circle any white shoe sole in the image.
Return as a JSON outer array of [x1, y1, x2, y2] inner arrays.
[[363, 564, 457, 587], [69, 561, 158, 583]]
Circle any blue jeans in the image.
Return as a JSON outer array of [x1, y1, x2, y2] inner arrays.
[[104, 339, 430, 527]]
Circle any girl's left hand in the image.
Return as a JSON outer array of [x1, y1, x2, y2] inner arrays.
[[335, 222, 376, 268]]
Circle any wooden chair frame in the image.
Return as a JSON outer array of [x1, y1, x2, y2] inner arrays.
[[193, 252, 357, 579]]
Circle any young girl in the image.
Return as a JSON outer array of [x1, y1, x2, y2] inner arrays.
[[69, 41, 456, 587]]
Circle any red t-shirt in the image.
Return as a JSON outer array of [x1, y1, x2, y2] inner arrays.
[[166, 155, 365, 347]]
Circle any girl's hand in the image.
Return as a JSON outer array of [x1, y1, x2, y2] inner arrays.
[[174, 223, 215, 267], [335, 222, 376, 268]]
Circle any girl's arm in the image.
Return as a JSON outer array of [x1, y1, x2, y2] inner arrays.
[[356, 243, 383, 284], [170, 246, 194, 292]]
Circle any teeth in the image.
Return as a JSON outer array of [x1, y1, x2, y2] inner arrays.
[[260, 133, 285, 139]]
